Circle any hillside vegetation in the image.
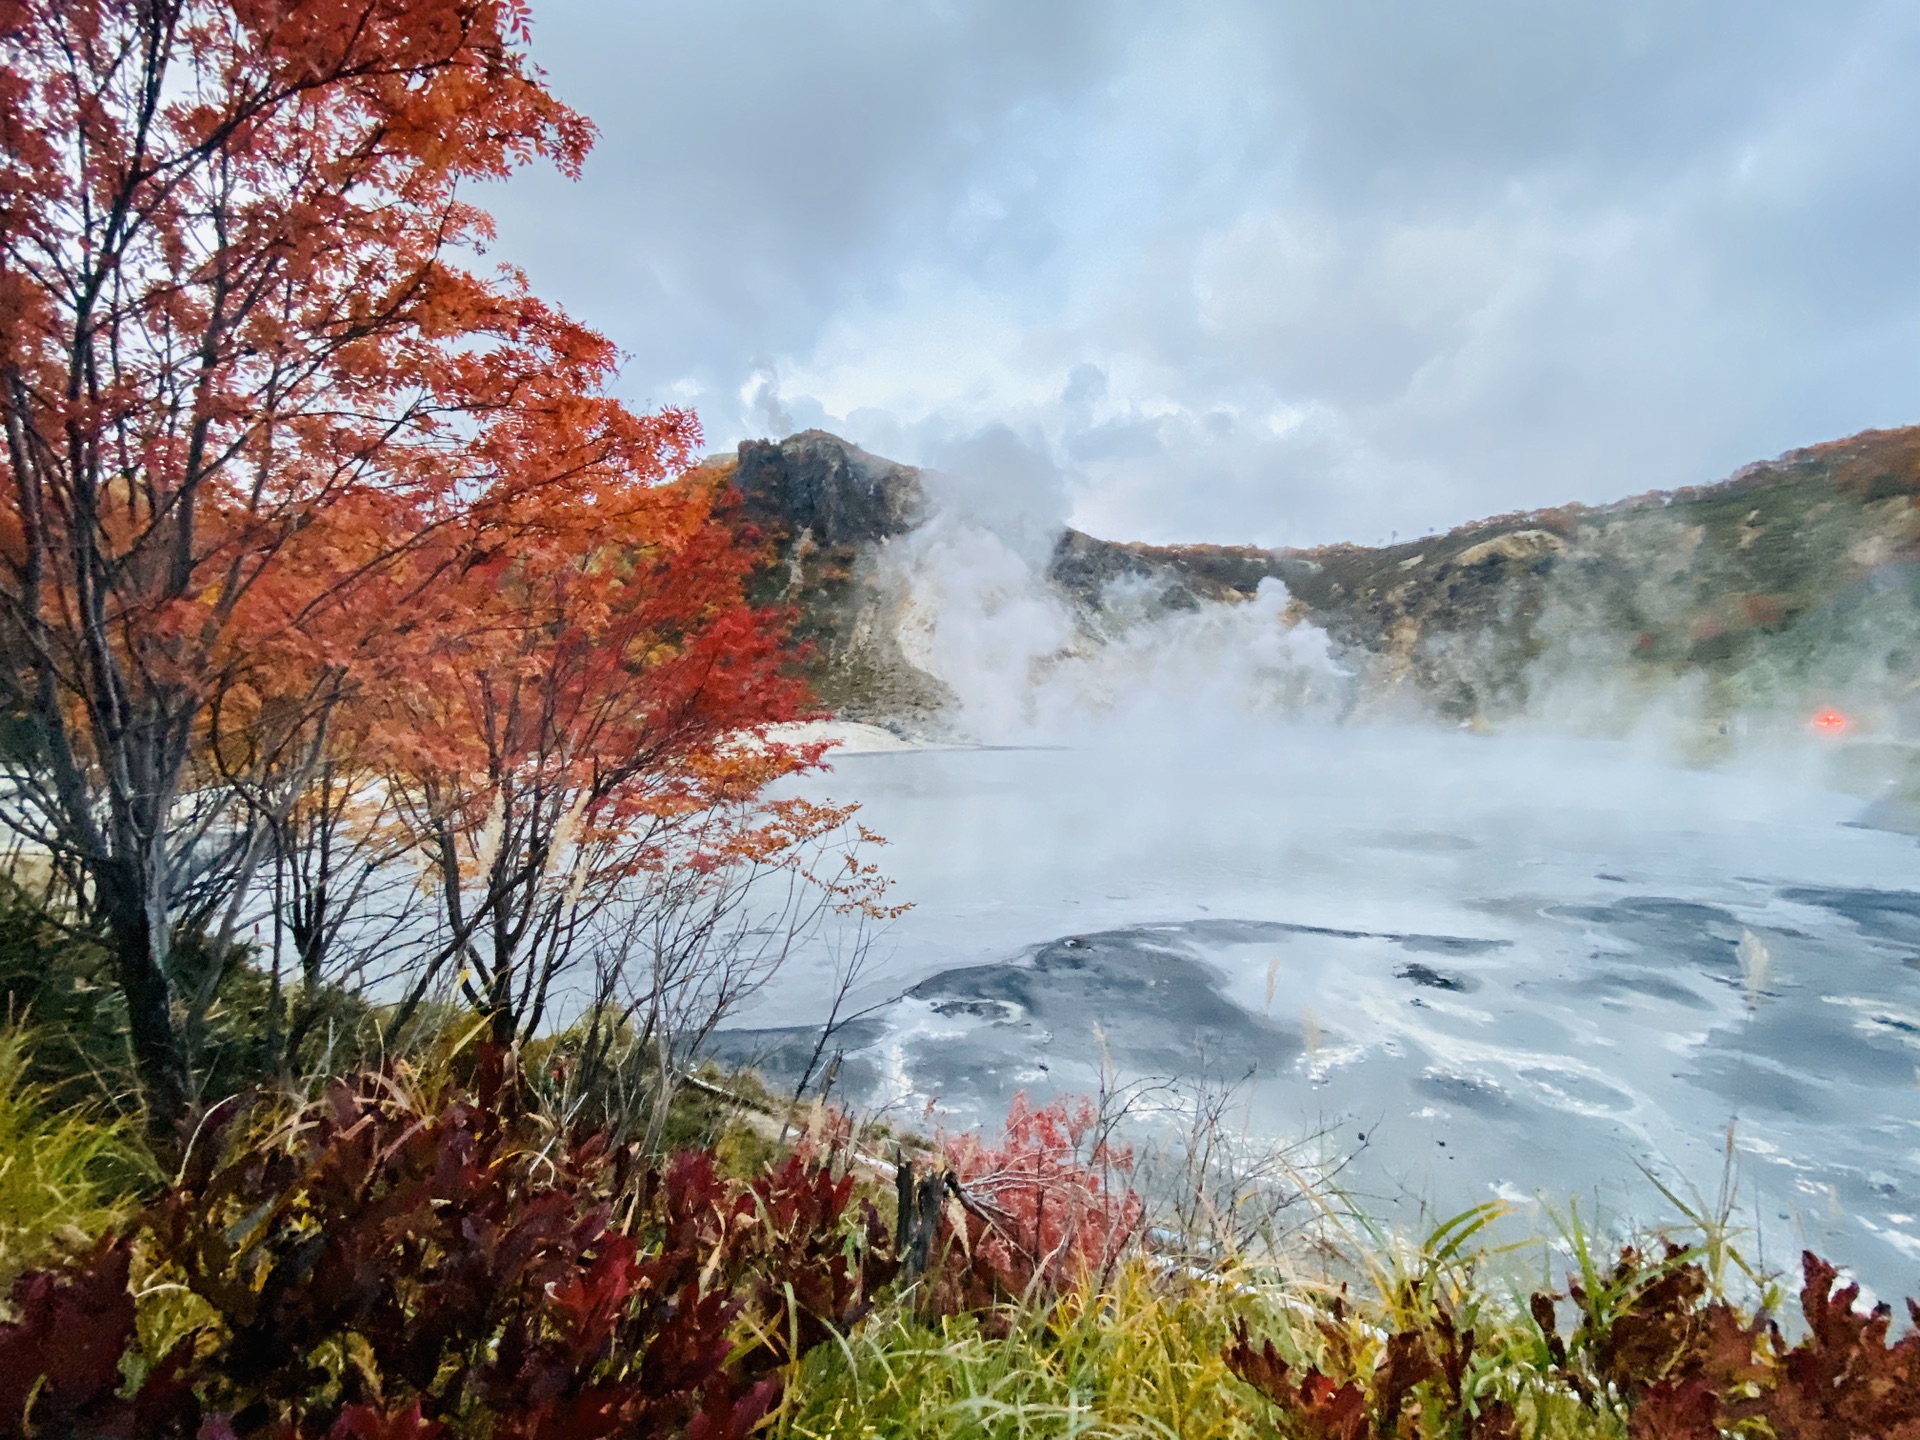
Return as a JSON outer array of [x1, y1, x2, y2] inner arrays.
[[5, 2, 1918, 1436]]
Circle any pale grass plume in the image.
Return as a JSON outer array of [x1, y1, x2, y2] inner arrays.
[[546, 792, 589, 882], [1737, 928, 1772, 1012], [468, 787, 505, 883], [550, 793, 593, 911]]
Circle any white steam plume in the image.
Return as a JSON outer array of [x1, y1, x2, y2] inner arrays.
[[881, 425, 1350, 743]]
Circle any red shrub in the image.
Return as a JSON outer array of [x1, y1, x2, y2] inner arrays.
[[1224, 1320, 1370, 1440], [1529, 1244, 1920, 1440], [1742, 1251, 1920, 1440], [1225, 1306, 1520, 1440], [1530, 1241, 1770, 1437], [0, 1056, 896, 1439], [940, 1092, 1144, 1299], [0, 1236, 198, 1437]]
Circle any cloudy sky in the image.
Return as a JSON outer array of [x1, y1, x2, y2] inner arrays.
[[483, 1, 1920, 548]]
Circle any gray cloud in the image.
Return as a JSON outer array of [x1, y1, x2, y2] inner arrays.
[[483, 0, 1114, 390], [485, 0, 1920, 547]]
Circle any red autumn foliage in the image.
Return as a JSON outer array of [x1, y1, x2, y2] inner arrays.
[[366, 454, 833, 1049], [1229, 1242, 1920, 1440], [1224, 1321, 1371, 1440], [1747, 1251, 1920, 1440], [1225, 1300, 1519, 1440], [1519, 1240, 1771, 1435], [1530, 1244, 1920, 1440], [0, 0, 811, 1136], [0, 1051, 897, 1439], [939, 1092, 1144, 1301], [0, 1235, 200, 1437]]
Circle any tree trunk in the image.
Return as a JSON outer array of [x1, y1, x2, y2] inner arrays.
[[98, 861, 191, 1151]]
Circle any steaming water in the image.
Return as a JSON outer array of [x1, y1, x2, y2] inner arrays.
[[718, 721, 1920, 1300]]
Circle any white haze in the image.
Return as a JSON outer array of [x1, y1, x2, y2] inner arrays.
[[883, 430, 1351, 743], [485, 0, 1920, 548]]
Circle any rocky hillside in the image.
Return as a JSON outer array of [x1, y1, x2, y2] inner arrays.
[[708, 426, 1920, 740]]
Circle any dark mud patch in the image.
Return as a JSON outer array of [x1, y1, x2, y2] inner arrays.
[[702, 1016, 891, 1093], [929, 998, 1022, 1022], [906, 926, 1298, 1078], [1574, 970, 1713, 1009], [1548, 897, 1745, 970], [1415, 1070, 1518, 1116], [709, 917, 1511, 1103], [1396, 962, 1476, 992], [1684, 1053, 1825, 1116]]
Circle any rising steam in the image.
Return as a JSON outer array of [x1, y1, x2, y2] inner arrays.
[[879, 429, 1350, 744]]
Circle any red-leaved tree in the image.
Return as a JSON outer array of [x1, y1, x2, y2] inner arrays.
[[367, 466, 834, 1050], [0, 0, 776, 1137]]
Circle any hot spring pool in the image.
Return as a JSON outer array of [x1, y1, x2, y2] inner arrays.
[[716, 723, 1920, 1300]]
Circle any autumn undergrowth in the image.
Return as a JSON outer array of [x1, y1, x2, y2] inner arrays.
[[781, 1202, 1915, 1440], [779, 1195, 1644, 1439], [785, 1261, 1272, 1440], [1, 1036, 1916, 1439]]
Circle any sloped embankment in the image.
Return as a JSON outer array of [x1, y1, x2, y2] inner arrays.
[[1053, 426, 1920, 728]]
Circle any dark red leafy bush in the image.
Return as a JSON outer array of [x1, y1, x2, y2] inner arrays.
[[1528, 1244, 1920, 1440], [1224, 1320, 1369, 1440], [1745, 1251, 1920, 1440], [1527, 1240, 1770, 1437], [0, 1236, 198, 1437], [0, 1054, 896, 1438], [1230, 1244, 1920, 1440], [1224, 1305, 1519, 1440]]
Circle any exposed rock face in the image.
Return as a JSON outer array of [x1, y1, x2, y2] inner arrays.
[[713, 424, 1920, 735], [732, 429, 926, 549], [1047, 530, 1311, 617], [1277, 427, 1920, 726], [702, 431, 953, 728]]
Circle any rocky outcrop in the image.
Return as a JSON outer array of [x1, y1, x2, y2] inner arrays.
[[1273, 427, 1920, 726], [1047, 530, 1309, 617], [701, 431, 953, 728], [731, 429, 926, 550], [713, 424, 1920, 736]]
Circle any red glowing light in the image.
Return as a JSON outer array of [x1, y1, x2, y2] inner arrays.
[[1813, 709, 1848, 733]]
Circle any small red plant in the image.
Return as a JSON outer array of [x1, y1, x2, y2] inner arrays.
[[1225, 1303, 1520, 1440], [1526, 1244, 1920, 1440], [940, 1092, 1144, 1300], [0, 1237, 198, 1436], [1745, 1251, 1920, 1439], [1224, 1321, 1370, 1440]]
